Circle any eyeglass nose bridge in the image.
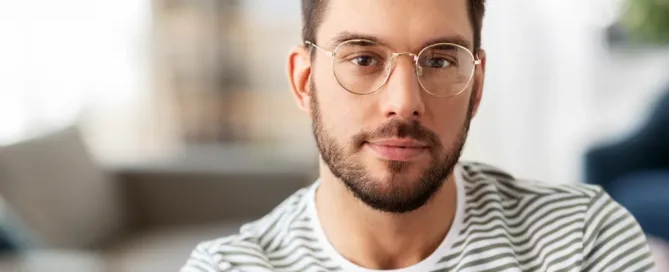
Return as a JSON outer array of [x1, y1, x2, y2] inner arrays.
[[388, 52, 423, 78]]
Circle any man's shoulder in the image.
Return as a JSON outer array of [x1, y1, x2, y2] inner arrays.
[[189, 186, 314, 257], [460, 161, 603, 200], [456, 162, 655, 271]]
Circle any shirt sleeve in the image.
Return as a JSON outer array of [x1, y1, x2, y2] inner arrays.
[[181, 242, 227, 272], [582, 188, 656, 272]]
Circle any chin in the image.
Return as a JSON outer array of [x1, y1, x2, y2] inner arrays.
[[366, 160, 427, 184]]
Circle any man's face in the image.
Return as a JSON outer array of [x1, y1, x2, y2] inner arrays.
[[308, 0, 482, 213]]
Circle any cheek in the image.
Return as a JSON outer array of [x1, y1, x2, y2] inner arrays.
[[313, 60, 379, 132], [313, 74, 364, 143], [425, 94, 471, 144]]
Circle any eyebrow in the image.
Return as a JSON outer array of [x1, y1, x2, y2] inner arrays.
[[328, 31, 474, 51], [420, 36, 473, 51], [329, 32, 381, 48]]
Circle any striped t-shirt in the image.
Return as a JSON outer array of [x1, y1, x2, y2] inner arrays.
[[182, 162, 655, 272]]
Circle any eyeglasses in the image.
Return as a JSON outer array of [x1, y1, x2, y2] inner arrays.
[[305, 39, 481, 98]]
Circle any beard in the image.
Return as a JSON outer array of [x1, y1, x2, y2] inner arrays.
[[311, 83, 474, 213]]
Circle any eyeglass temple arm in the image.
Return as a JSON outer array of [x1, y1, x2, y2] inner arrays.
[[474, 56, 482, 65], [473, 46, 484, 65], [304, 41, 335, 57]]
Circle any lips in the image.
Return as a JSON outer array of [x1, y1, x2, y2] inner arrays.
[[365, 138, 428, 161]]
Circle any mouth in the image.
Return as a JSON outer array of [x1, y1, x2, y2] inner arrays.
[[365, 138, 428, 162]]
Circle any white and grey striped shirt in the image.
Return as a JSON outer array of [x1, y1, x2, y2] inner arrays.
[[182, 162, 655, 272]]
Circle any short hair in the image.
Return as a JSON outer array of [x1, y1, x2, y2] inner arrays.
[[301, 0, 486, 51]]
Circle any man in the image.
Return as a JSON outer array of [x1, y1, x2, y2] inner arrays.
[[182, 0, 655, 271]]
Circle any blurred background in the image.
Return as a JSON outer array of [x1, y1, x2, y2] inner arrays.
[[0, 0, 668, 271]]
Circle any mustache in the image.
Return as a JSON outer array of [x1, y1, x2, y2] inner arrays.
[[352, 119, 441, 147]]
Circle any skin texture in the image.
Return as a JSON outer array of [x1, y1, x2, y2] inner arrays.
[[287, 0, 487, 269]]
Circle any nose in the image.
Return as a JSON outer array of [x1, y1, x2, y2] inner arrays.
[[379, 54, 426, 120]]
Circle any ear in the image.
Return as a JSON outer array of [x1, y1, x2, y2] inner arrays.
[[287, 45, 313, 114], [470, 49, 486, 118]]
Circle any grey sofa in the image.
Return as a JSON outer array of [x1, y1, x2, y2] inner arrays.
[[0, 126, 314, 271]]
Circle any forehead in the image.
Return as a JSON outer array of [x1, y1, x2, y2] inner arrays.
[[317, 0, 473, 51]]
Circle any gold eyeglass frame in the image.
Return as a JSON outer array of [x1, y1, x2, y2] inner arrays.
[[305, 39, 482, 98]]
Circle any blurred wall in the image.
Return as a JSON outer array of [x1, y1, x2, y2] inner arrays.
[[463, 0, 669, 184], [2, 0, 668, 185]]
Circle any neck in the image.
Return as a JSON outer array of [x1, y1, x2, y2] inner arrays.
[[315, 162, 458, 270]]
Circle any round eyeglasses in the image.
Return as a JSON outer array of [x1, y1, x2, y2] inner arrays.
[[305, 39, 481, 98]]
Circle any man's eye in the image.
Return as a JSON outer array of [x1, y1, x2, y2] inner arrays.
[[426, 58, 452, 68], [351, 56, 378, 66]]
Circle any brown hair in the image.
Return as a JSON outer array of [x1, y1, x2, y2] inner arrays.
[[301, 0, 486, 51]]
